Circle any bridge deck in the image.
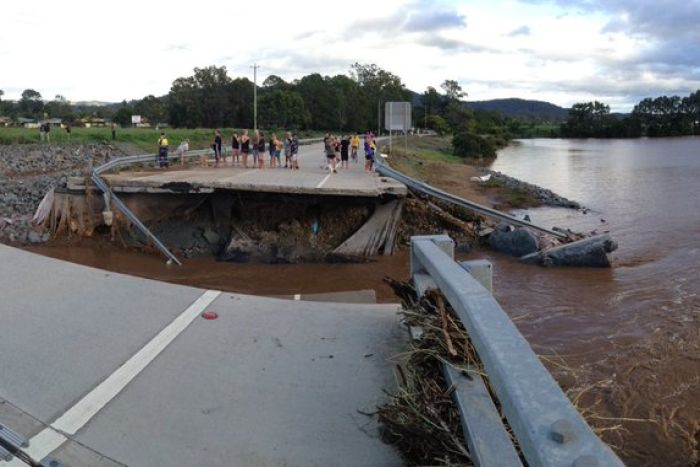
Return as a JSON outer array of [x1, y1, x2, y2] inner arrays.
[[0, 245, 404, 467], [102, 142, 407, 198]]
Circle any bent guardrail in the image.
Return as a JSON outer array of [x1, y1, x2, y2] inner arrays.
[[410, 235, 624, 467], [375, 158, 567, 239]]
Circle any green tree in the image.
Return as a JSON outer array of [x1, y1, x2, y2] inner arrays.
[[426, 114, 450, 135], [134, 95, 166, 125], [452, 128, 496, 159], [441, 80, 465, 101], [44, 94, 74, 122], [19, 89, 43, 117], [258, 90, 310, 129], [112, 105, 134, 126]]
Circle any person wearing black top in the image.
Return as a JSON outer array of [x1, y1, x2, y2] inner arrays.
[[232, 132, 240, 166], [340, 135, 350, 169], [213, 129, 223, 167], [241, 129, 250, 168]]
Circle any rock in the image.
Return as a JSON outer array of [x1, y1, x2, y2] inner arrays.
[[27, 230, 43, 244], [489, 228, 539, 257], [520, 234, 618, 268], [202, 228, 221, 245]]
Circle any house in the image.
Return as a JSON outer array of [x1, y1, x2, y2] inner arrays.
[[0, 116, 11, 127], [18, 117, 38, 129]]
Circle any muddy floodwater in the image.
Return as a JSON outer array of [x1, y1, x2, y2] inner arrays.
[[26, 137, 700, 466], [490, 137, 700, 466]]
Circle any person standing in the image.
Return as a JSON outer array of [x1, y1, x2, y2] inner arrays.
[[111, 122, 116, 140], [290, 133, 300, 170], [269, 134, 277, 168], [44, 122, 51, 143], [325, 134, 338, 173], [157, 132, 169, 168], [241, 129, 250, 168], [257, 132, 266, 169], [177, 139, 190, 166], [252, 130, 261, 168], [351, 132, 360, 163], [213, 129, 223, 167], [340, 135, 350, 169], [283, 132, 292, 168], [232, 132, 240, 166]]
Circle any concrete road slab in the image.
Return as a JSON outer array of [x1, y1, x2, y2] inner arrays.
[[0, 245, 204, 423], [74, 293, 404, 467]]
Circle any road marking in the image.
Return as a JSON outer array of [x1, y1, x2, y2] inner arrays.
[[7, 290, 221, 465], [316, 173, 332, 189], [294, 294, 301, 301]]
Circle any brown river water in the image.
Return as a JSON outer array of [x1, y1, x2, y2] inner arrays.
[[27, 137, 700, 466]]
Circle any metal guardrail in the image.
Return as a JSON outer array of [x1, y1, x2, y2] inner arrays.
[[410, 235, 624, 467], [90, 138, 329, 264], [374, 157, 568, 239]]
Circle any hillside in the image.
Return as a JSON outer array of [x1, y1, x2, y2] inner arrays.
[[466, 98, 568, 121]]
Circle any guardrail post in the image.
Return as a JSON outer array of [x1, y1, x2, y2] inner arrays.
[[459, 260, 493, 293], [411, 235, 454, 276]]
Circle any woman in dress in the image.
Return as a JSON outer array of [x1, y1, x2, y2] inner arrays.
[[240, 129, 250, 168]]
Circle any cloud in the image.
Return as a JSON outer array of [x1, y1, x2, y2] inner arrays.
[[418, 34, 497, 54], [404, 10, 466, 32], [507, 25, 531, 37], [163, 43, 190, 52]]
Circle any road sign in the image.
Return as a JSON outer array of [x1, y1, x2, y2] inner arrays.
[[384, 102, 411, 131]]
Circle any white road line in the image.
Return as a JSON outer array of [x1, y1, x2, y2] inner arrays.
[[293, 294, 301, 301], [7, 289, 221, 465], [316, 173, 332, 189]]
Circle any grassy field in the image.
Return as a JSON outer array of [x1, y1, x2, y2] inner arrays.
[[0, 127, 324, 151]]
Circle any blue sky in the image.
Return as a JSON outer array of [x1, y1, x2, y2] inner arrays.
[[1, 0, 698, 112]]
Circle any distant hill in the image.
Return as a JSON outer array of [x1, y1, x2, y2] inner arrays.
[[466, 98, 569, 121]]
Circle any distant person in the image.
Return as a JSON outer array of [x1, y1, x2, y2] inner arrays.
[[257, 132, 266, 169], [39, 123, 46, 142], [269, 134, 277, 168], [340, 135, 350, 169], [44, 122, 51, 143], [321, 133, 331, 168], [325, 134, 338, 173], [213, 129, 223, 167], [364, 138, 374, 173], [241, 129, 250, 168], [351, 132, 360, 163], [283, 132, 292, 168], [65, 123, 72, 139], [290, 133, 300, 170], [231, 132, 240, 166], [111, 123, 116, 140], [157, 132, 169, 168], [176, 139, 190, 166], [252, 130, 261, 168]]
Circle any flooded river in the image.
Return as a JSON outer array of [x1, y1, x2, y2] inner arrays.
[[489, 138, 700, 466], [26, 137, 699, 465]]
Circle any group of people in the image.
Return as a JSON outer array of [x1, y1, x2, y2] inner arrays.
[[157, 129, 301, 169], [156, 129, 377, 172], [322, 132, 377, 173]]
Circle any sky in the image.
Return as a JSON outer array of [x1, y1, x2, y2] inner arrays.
[[1, 0, 699, 112]]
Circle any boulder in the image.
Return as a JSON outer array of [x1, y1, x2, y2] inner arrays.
[[489, 228, 539, 257], [520, 234, 618, 268]]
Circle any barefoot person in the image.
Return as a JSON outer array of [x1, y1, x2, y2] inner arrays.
[[252, 130, 261, 168], [241, 129, 250, 168]]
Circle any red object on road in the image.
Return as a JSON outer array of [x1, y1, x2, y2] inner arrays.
[[201, 311, 218, 320]]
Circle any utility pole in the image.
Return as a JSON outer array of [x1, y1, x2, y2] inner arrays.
[[377, 100, 381, 136], [250, 64, 260, 132]]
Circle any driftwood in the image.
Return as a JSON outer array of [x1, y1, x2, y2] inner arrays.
[[332, 200, 404, 257]]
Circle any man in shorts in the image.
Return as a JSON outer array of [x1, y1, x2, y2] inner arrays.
[[291, 133, 300, 170]]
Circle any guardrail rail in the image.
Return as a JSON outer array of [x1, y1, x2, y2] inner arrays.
[[409, 234, 624, 467]]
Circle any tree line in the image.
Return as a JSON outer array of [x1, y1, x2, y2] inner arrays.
[[561, 91, 700, 138]]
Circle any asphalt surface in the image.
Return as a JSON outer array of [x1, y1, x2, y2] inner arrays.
[[0, 245, 404, 466]]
